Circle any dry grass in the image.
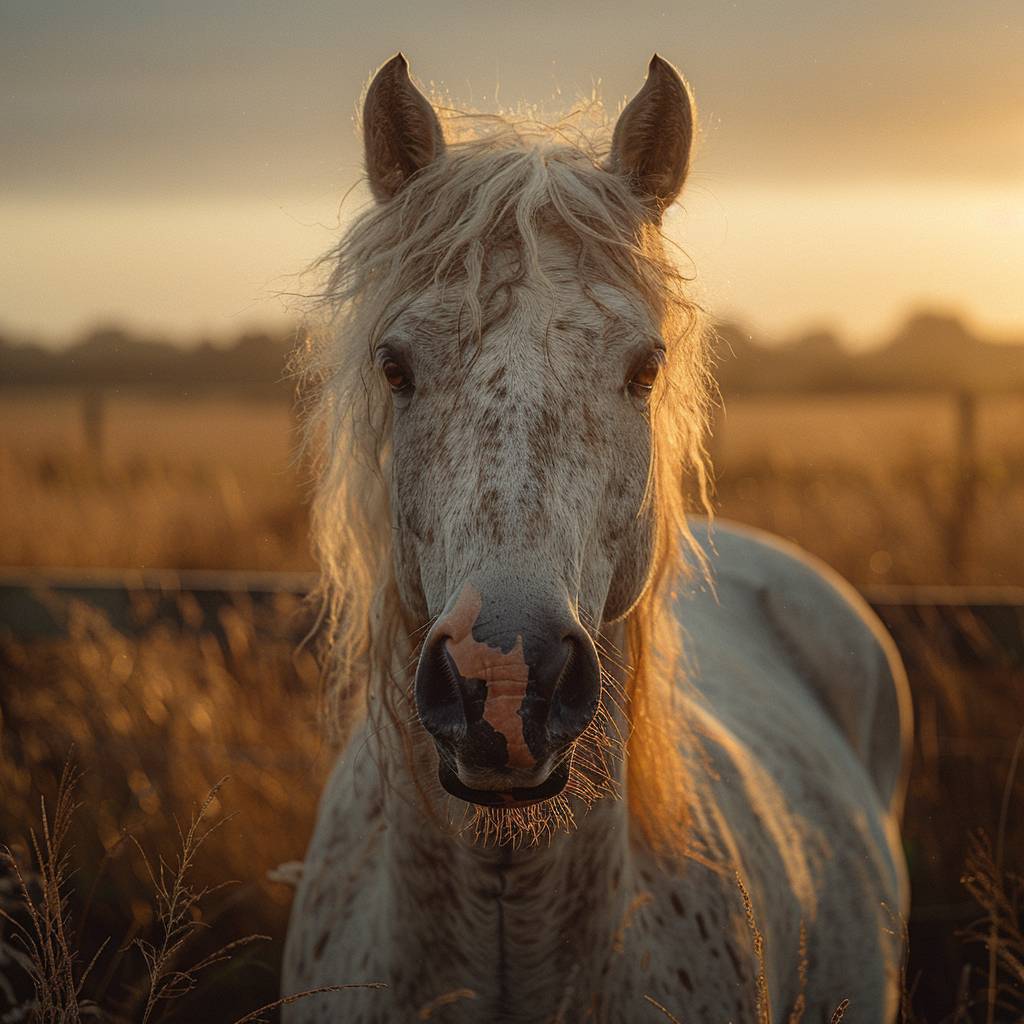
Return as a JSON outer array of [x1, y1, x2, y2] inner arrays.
[[0, 762, 385, 1023], [2, 391, 1023, 585], [960, 729, 1024, 1024], [0, 394, 309, 572], [1, 762, 97, 1023], [1, 390, 1022, 1020], [0, 595, 329, 1020], [735, 871, 772, 1024], [1, 594, 1021, 1020], [893, 610, 1024, 1021]]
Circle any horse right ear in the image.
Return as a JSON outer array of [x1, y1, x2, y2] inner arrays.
[[362, 53, 446, 203]]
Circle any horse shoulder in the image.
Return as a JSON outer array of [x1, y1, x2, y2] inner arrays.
[[685, 516, 912, 821]]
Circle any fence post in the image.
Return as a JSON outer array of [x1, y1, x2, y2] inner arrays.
[[82, 388, 105, 465], [947, 390, 978, 580]]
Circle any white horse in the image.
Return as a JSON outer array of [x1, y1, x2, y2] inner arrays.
[[283, 54, 912, 1023]]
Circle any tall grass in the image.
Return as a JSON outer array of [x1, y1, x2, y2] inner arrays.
[[0, 596, 327, 1020], [1, 764, 386, 1023], [1, 762, 96, 1023], [1, 397, 1022, 1019], [2, 594, 1021, 1019]]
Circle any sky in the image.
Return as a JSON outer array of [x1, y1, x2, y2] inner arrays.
[[2, 0, 1022, 347]]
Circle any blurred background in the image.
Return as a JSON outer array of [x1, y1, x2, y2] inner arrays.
[[1, 2, 1022, 1021]]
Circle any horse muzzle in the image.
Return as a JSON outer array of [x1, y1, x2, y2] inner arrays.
[[414, 582, 602, 806]]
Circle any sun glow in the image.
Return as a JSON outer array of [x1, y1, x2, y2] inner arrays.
[[3, 181, 1021, 346]]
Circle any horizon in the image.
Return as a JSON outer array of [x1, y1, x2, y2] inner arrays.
[[3, 298, 1019, 363], [4, 181, 1022, 351]]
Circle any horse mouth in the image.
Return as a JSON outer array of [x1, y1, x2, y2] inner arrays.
[[438, 759, 570, 807]]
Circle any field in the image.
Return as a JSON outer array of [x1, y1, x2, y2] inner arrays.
[[2, 389, 1024, 583], [1, 389, 1023, 1021]]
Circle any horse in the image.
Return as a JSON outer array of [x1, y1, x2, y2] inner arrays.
[[282, 53, 912, 1023]]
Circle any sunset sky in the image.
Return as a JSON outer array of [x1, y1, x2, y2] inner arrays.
[[2, 0, 1022, 347]]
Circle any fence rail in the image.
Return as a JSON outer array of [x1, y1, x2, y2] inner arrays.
[[2, 568, 1022, 668]]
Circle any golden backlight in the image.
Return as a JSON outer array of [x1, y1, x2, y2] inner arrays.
[[2, 181, 1021, 345]]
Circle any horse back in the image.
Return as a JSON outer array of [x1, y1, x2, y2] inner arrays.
[[682, 517, 912, 822]]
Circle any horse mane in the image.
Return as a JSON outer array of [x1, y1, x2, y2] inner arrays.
[[293, 101, 714, 856]]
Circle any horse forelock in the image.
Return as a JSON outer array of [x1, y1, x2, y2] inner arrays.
[[293, 104, 715, 856]]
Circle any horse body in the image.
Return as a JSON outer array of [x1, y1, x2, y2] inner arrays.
[[283, 54, 911, 1023], [283, 520, 909, 1022]]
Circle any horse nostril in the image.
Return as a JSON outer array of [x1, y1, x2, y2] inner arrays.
[[547, 630, 601, 745], [415, 634, 468, 744]]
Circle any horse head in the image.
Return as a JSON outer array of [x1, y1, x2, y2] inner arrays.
[[350, 54, 701, 809]]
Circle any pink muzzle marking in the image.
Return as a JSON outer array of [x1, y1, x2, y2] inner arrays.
[[441, 584, 536, 770]]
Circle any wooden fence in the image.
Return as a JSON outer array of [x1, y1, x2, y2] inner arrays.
[[705, 388, 1005, 582]]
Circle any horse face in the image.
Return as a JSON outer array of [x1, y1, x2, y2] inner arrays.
[[381, 269, 662, 803], [360, 53, 695, 805]]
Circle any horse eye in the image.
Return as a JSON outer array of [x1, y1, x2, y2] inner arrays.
[[381, 357, 412, 393], [628, 350, 664, 398]]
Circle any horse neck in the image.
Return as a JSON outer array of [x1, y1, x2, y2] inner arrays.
[[373, 622, 639, 1007]]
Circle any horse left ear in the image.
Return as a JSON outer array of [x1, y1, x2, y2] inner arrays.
[[362, 53, 446, 203], [608, 55, 695, 217]]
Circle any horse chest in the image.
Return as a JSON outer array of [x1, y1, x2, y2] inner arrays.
[[286, 833, 767, 1023]]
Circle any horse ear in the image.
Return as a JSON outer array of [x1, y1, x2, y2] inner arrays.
[[608, 55, 695, 216], [363, 53, 446, 203]]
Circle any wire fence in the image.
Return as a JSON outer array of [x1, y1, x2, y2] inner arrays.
[[2, 567, 1021, 670]]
